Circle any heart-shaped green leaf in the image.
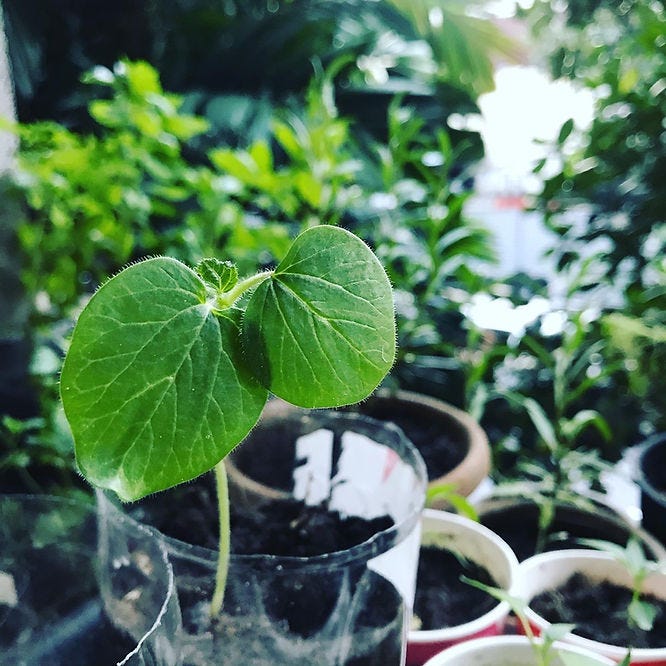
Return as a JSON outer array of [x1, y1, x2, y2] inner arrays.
[[242, 226, 396, 407], [60, 257, 267, 501]]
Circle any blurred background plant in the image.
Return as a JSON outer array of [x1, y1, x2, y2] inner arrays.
[[519, 0, 666, 442]]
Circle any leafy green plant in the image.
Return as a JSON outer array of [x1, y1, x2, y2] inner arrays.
[[59, 224, 396, 615], [358, 96, 497, 399], [425, 483, 478, 520], [209, 59, 362, 233], [602, 309, 666, 432], [490, 313, 616, 552], [464, 577, 574, 666], [3, 59, 245, 323], [527, 0, 666, 304]]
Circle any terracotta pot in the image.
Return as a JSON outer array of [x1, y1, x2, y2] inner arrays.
[[227, 391, 491, 509], [406, 509, 519, 666], [476, 495, 666, 562], [421, 635, 615, 665], [518, 549, 666, 665]]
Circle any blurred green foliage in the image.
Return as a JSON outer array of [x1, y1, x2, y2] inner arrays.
[[521, 0, 666, 443], [526, 0, 665, 301]]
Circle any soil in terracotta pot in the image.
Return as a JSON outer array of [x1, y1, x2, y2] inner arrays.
[[530, 572, 666, 648], [352, 402, 467, 482], [479, 502, 657, 562], [232, 400, 467, 487], [412, 546, 498, 631]]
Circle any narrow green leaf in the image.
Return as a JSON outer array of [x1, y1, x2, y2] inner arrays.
[[60, 257, 267, 501], [557, 118, 575, 145], [561, 409, 612, 443], [505, 392, 559, 452], [629, 599, 658, 631], [242, 226, 396, 408]]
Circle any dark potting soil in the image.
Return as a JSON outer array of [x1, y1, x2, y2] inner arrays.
[[233, 400, 467, 488], [232, 417, 303, 492], [479, 502, 654, 562], [530, 572, 666, 649], [180, 568, 404, 666], [133, 474, 402, 665], [133, 471, 394, 556], [353, 403, 467, 482], [230, 498, 394, 557], [412, 546, 498, 631], [165, 486, 402, 666]]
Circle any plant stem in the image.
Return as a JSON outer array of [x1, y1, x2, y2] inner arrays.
[[215, 270, 273, 310], [210, 460, 231, 619]]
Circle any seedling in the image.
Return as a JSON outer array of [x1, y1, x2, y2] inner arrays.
[[60, 224, 396, 616], [463, 577, 630, 666], [425, 483, 478, 520], [463, 577, 574, 666], [579, 537, 664, 632]]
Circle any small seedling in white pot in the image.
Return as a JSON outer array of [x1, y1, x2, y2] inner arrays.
[[60, 225, 396, 617], [579, 537, 662, 632], [463, 578, 630, 666]]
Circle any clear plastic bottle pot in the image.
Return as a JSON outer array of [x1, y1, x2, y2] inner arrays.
[[0, 490, 181, 665], [134, 406, 428, 666]]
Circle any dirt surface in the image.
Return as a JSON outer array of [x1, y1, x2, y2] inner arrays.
[[530, 572, 666, 648], [412, 546, 498, 631]]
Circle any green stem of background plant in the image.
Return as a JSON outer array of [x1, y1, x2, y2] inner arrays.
[[210, 460, 231, 618]]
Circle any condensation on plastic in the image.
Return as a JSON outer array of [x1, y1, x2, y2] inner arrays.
[[0, 491, 181, 666], [163, 408, 426, 666]]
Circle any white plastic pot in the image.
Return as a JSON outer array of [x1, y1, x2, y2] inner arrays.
[[519, 549, 666, 665], [421, 635, 615, 665], [406, 509, 519, 666]]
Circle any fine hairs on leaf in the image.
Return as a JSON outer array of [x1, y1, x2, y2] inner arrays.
[[60, 224, 396, 616]]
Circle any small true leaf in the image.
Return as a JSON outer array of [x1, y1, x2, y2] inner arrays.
[[196, 258, 239, 293], [242, 225, 396, 408], [60, 257, 267, 501]]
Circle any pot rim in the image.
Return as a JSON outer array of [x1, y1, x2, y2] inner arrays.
[[408, 508, 519, 644], [519, 548, 666, 662], [421, 634, 616, 665], [228, 391, 491, 505]]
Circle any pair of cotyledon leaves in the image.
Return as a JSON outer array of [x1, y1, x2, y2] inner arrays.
[[60, 226, 396, 501]]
